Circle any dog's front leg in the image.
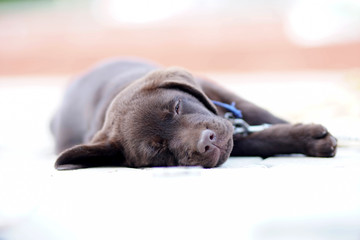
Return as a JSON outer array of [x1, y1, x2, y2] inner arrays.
[[230, 123, 337, 158]]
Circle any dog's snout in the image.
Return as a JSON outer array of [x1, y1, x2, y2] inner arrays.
[[197, 129, 216, 153]]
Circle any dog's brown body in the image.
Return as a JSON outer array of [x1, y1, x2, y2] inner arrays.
[[52, 59, 337, 170]]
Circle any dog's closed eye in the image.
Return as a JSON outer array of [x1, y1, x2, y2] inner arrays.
[[174, 99, 181, 115]]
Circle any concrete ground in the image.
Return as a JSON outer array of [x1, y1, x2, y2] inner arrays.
[[0, 71, 359, 240]]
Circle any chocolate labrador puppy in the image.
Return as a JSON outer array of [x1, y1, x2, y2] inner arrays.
[[51, 59, 337, 170]]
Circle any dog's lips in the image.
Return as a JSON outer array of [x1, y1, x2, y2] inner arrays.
[[216, 136, 233, 167], [203, 135, 233, 168], [203, 146, 221, 168]]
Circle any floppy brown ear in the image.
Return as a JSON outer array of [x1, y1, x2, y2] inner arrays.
[[157, 68, 218, 115], [55, 141, 124, 170]]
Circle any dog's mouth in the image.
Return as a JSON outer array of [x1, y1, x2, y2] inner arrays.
[[170, 115, 234, 168], [198, 121, 234, 168], [177, 133, 233, 168], [210, 137, 233, 168], [201, 145, 221, 168], [198, 136, 233, 168]]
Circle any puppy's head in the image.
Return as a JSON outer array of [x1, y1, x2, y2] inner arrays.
[[55, 68, 234, 170]]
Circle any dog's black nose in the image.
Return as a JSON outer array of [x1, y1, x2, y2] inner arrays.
[[197, 129, 217, 153]]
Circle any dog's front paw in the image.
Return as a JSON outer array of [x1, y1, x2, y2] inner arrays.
[[293, 124, 337, 157]]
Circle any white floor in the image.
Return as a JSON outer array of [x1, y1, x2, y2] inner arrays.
[[1, 72, 360, 240]]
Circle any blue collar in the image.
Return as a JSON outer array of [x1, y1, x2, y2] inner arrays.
[[211, 100, 242, 118]]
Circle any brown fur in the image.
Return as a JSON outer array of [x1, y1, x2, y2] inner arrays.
[[51, 59, 337, 170]]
